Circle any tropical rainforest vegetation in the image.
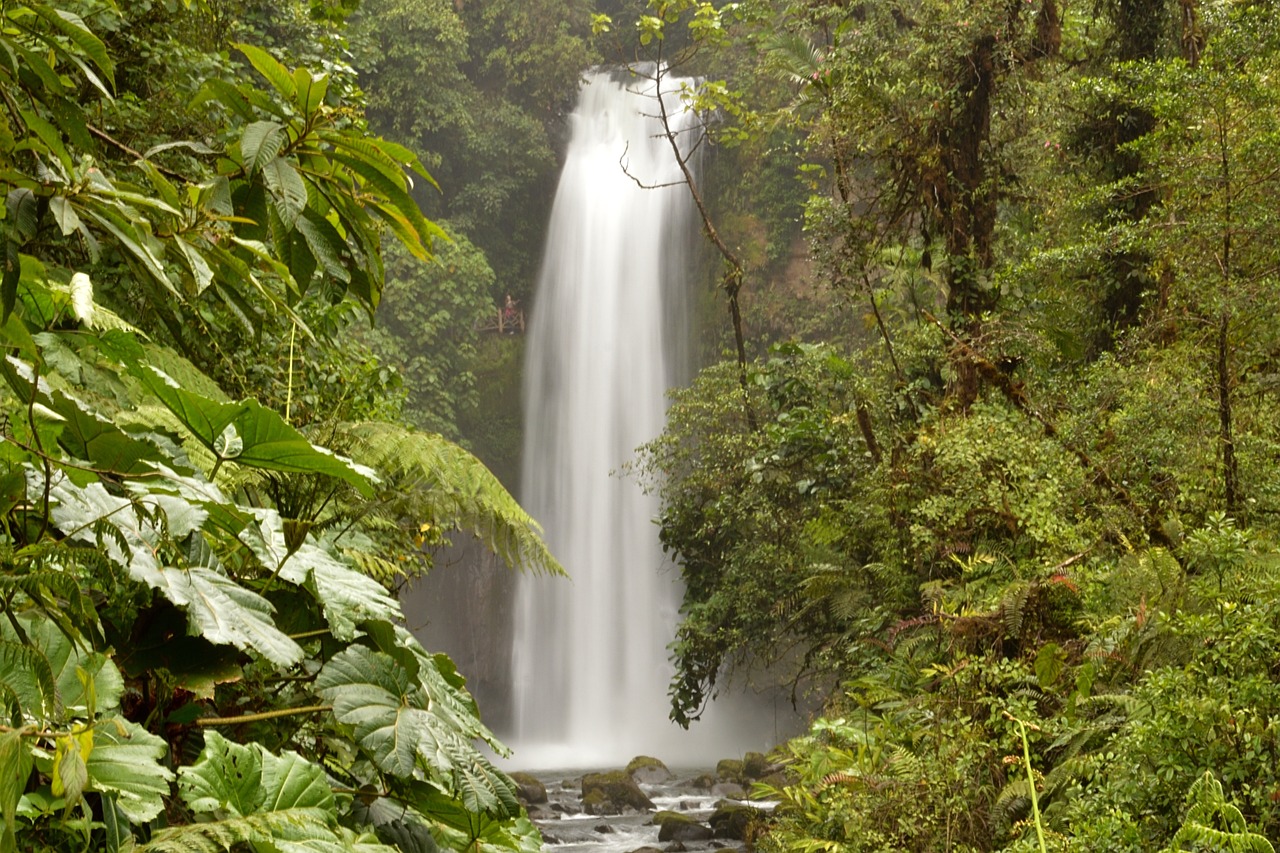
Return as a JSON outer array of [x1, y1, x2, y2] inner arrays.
[[619, 0, 1280, 850], [7, 0, 1280, 851], [0, 0, 567, 850]]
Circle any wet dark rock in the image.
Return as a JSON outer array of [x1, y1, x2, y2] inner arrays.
[[595, 824, 615, 834], [709, 802, 768, 841], [581, 771, 656, 815], [627, 755, 675, 784], [665, 844, 688, 852], [687, 772, 715, 790], [510, 771, 548, 804], [653, 811, 713, 843], [628, 848, 663, 853]]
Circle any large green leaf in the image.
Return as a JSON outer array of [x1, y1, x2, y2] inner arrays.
[[140, 368, 377, 496], [44, 474, 303, 666], [18, 616, 123, 717], [234, 42, 297, 104], [26, 3, 114, 87], [294, 209, 351, 283], [156, 564, 304, 667], [406, 786, 537, 853], [241, 121, 287, 176], [139, 810, 334, 853], [45, 387, 168, 476], [242, 510, 399, 641], [182, 731, 335, 817], [314, 645, 428, 779], [161, 731, 352, 851], [79, 205, 177, 295], [86, 718, 173, 823], [314, 646, 519, 819], [262, 157, 307, 228], [180, 730, 265, 817], [0, 729, 32, 853]]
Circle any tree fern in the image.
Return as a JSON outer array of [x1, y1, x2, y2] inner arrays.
[[342, 421, 562, 576]]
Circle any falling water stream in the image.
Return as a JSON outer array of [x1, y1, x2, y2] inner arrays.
[[509, 69, 773, 771]]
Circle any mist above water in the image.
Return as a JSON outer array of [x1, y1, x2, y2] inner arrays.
[[508, 69, 778, 770]]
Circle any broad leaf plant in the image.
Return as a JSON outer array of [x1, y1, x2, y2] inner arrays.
[[0, 2, 557, 851]]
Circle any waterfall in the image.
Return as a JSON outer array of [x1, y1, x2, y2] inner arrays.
[[509, 69, 751, 769]]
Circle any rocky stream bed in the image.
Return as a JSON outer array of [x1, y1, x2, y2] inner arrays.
[[510, 755, 785, 853]]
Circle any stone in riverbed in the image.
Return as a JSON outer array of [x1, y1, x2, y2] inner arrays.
[[709, 801, 768, 841], [508, 771, 548, 805], [688, 772, 715, 790], [627, 755, 675, 784], [715, 758, 744, 784], [581, 771, 656, 815], [653, 811, 713, 843]]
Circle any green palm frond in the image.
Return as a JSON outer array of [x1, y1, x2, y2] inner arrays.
[[343, 421, 563, 576]]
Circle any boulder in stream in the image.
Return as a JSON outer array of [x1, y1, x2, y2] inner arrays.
[[627, 755, 675, 784], [715, 759, 745, 784], [581, 771, 656, 815], [653, 811, 713, 843], [508, 771, 548, 805], [709, 802, 769, 841]]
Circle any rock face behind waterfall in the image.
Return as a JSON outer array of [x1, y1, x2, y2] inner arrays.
[[401, 538, 514, 730]]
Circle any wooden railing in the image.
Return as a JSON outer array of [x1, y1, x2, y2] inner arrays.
[[477, 307, 525, 334]]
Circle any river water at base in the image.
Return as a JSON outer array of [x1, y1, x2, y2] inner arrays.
[[522, 768, 774, 853]]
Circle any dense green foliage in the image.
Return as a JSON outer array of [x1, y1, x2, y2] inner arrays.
[[616, 0, 1280, 849], [0, 1, 560, 851]]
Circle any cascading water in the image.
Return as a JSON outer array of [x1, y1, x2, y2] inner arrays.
[[509, 69, 758, 769]]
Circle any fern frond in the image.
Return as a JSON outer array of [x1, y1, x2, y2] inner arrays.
[[1074, 692, 1141, 718], [342, 548, 410, 586], [999, 580, 1032, 640], [0, 640, 58, 722], [993, 777, 1032, 827], [883, 744, 923, 780], [342, 421, 563, 576], [1041, 752, 1099, 801]]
